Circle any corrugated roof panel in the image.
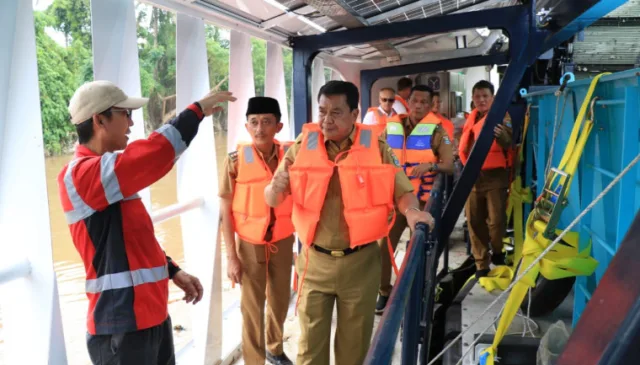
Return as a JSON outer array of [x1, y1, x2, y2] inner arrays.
[[573, 26, 640, 65], [345, 0, 416, 19], [606, 0, 640, 17]]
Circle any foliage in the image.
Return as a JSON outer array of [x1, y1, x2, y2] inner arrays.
[[36, 0, 294, 155], [34, 11, 81, 155]]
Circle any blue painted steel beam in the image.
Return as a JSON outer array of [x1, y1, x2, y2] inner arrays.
[[289, 6, 528, 51], [292, 49, 318, 136], [360, 53, 509, 112], [440, 1, 549, 241]]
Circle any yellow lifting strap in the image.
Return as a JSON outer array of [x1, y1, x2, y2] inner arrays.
[[478, 73, 609, 365], [503, 105, 534, 265]]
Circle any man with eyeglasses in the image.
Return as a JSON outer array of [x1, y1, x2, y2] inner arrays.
[[362, 87, 400, 129], [57, 80, 236, 365]]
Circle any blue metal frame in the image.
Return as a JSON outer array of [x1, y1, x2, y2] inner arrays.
[[291, 4, 532, 135], [360, 53, 509, 112]]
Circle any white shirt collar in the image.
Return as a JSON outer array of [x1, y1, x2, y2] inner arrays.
[[378, 106, 396, 117]]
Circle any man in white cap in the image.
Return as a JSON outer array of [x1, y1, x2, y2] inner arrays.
[[57, 80, 236, 365]]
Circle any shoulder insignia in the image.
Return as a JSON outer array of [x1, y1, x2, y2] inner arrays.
[[228, 151, 238, 162], [387, 147, 401, 168]]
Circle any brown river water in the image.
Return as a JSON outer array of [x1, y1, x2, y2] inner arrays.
[[0, 133, 240, 365]]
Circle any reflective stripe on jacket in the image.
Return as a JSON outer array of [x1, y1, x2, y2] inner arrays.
[[57, 104, 204, 335], [386, 113, 440, 202]]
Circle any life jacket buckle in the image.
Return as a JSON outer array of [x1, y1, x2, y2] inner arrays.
[[331, 250, 345, 257]]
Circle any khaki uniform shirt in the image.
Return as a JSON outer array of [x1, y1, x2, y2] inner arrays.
[[276, 126, 415, 250]]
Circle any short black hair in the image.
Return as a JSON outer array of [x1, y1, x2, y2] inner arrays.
[[408, 85, 434, 100], [432, 91, 440, 98], [397, 77, 413, 91], [472, 80, 495, 95], [76, 109, 112, 144], [318, 80, 359, 111]]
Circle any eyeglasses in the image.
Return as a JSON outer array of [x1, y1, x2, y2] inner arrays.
[[380, 98, 395, 103], [111, 108, 133, 119]]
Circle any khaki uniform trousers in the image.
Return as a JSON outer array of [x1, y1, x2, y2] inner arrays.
[[238, 236, 295, 364], [465, 188, 508, 270], [296, 243, 381, 365], [378, 202, 426, 297]]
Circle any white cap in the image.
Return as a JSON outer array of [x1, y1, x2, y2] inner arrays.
[[68, 80, 148, 125]]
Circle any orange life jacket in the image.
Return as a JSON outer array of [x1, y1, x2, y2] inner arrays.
[[458, 109, 511, 170], [386, 113, 441, 202], [395, 95, 410, 112], [366, 107, 400, 136], [232, 140, 294, 244], [436, 113, 454, 140], [289, 123, 396, 248]]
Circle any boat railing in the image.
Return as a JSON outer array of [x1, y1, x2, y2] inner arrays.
[[0, 258, 32, 286], [365, 174, 445, 364], [151, 197, 206, 224]]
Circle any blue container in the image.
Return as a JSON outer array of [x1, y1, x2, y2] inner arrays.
[[524, 69, 640, 325]]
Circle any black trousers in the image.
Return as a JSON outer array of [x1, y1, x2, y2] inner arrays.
[[87, 316, 175, 365]]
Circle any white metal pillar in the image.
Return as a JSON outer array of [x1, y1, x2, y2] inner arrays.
[[175, 13, 223, 365], [90, 0, 151, 209], [311, 58, 326, 119], [265, 42, 292, 140], [227, 30, 255, 151], [0, 1, 67, 364]]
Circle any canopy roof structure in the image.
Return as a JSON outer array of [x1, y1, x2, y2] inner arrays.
[[145, 0, 518, 66]]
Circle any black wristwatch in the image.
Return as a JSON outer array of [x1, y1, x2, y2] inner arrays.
[[430, 163, 438, 172]]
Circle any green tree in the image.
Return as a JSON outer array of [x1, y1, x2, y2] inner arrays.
[[252, 38, 266, 96], [206, 25, 231, 132], [136, 4, 177, 133], [46, 0, 91, 47], [283, 48, 293, 114], [34, 11, 78, 155]]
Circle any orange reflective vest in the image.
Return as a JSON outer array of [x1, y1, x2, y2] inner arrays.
[[289, 123, 396, 248], [386, 113, 441, 202], [232, 141, 294, 244], [458, 109, 511, 170]]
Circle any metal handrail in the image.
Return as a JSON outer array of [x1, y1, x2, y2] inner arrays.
[[0, 257, 32, 285], [151, 197, 205, 224], [364, 174, 445, 364]]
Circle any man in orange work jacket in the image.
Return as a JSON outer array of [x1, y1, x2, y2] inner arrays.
[[264, 81, 434, 365], [58, 81, 235, 364], [458, 80, 513, 278], [376, 85, 455, 314], [219, 97, 295, 365]]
